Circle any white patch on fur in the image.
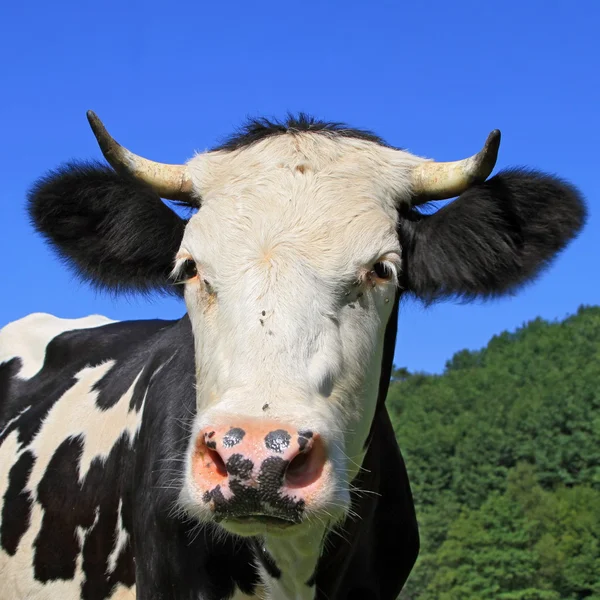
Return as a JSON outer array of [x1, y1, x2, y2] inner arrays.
[[108, 584, 136, 600], [231, 587, 267, 599], [26, 361, 114, 486], [260, 524, 324, 600], [0, 313, 116, 380], [16, 361, 145, 484], [106, 499, 129, 576], [77, 372, 145, 479]]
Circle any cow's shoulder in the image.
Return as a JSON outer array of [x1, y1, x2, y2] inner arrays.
[[0, 313, 116, 380], [0, 312, 182, 431]]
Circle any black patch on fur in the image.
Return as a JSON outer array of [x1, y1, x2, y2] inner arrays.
[[34, 436, 90, 581], [222, 427, 245, 448], [0, 358, 26, 430], [33, 433, 136, 593], [205, 439, 217, 450], [364, 287, 401, 451], [27, 162, 186, 297], [225, 454, 253, 479], [96, 355, 162, 412], [264, 430, 291, 453], [251, 539, 282, 579], [1, 450, 34, 555], [80, 436, 137, 599], [108, 537, 135, 592], [214, 113, 389, 152], [314, 409, 419, 600], [399, 169, 587, 302]]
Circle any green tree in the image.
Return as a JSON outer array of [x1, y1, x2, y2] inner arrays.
[[392, 306, 600, 598]]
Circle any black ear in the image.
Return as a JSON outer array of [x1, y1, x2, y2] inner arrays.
[[399, 168, 587, 302], [27, 162, 187, 296]]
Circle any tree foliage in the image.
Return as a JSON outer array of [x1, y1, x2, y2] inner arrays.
[[388, 305, 600, 599]]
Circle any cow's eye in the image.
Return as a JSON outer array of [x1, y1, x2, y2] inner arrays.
[[372, 261, 393, 280], [176, 259, 198, 283]]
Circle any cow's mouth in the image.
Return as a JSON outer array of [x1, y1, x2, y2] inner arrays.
[[218, 514, 298, 530]]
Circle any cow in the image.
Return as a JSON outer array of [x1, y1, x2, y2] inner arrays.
[[0, 111, 586, 600]]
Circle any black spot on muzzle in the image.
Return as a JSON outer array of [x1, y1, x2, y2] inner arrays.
[[222, 427, 245, 448], [257, 456, 288, 494], [297, 430, 313, 452], [203, 455, 305, 523], [264, 430, 291, 453], [205, 431, 217, 450], [226, 454, 253, 479]]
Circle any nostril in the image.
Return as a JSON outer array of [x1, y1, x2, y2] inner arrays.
[[207, 448, 228, 478], [286, 452, 311, 485], [194, 434, 229, 481], [284, 437, 325, 489]]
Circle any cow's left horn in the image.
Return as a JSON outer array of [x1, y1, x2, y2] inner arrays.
[[411, 130, 501, 202], [86, 111, 193, 202]]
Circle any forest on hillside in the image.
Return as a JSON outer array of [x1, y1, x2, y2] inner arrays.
[[388, 305, 600, 600]]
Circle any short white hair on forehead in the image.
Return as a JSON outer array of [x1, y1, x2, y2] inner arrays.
[[186, 129, 427, 211], [179, 131, 426, 284]]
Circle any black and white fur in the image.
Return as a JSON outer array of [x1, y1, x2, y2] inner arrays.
[[0, 115, 586, 599]]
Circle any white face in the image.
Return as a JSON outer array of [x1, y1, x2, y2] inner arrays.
[[177, 132, 425, 535]]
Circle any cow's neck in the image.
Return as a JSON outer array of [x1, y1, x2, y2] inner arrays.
[[255, 524, 324, 600]]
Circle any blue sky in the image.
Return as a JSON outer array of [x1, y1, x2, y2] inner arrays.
[[1, 0, 598, 374]]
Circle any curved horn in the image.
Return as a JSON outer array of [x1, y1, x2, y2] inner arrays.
[[411, 130, 501, 202], [86, 111, 193, 202]]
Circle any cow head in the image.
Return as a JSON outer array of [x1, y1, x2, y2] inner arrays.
[[28, 113, 586, 538]]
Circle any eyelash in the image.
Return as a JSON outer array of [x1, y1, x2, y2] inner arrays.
[[344, 259, 398, 299], [371, 261, 394, 281], [173, 258, 217, 296], [174, 258, 198, 284]]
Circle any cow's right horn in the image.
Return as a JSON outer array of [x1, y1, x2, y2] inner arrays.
[[87, 111, 193, 202]]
